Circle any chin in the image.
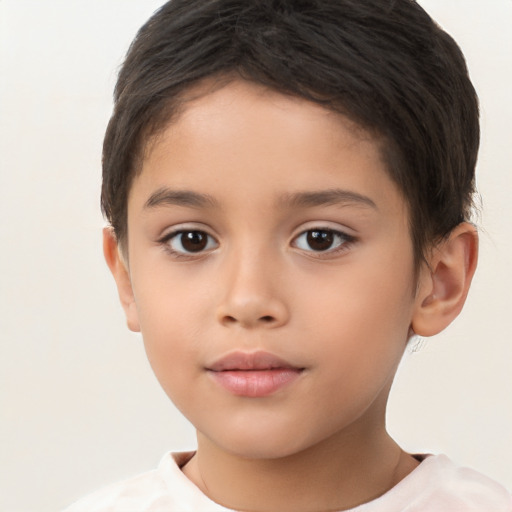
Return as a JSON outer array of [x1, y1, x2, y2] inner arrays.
[[203, 417, 326, 461]]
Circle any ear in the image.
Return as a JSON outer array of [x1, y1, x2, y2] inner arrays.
[[103, 227, 140, 332], [411, 223, 478, 337]]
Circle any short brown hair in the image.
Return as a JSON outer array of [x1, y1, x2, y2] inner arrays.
[[102, 0, 479, 263]]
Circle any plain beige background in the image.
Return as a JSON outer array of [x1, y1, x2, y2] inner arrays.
[[0, 1, 511, 510]]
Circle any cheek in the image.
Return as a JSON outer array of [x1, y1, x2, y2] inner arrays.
[[309, 261, 413, 324], [131, 249, 211, 327], [300, 270, 413, 421], [139, 311, 204, 413], [301, 253, 415, 366], [130, 264, 209, 385]]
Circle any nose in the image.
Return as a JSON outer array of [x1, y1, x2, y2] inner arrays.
[[216, 252, 290, 329]]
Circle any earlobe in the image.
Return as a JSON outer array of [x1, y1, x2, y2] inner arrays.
[[411, 223, 478, 337], [102, 227, 141, 332]]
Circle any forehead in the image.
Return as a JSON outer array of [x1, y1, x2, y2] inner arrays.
[[129, 79, 406, 219]]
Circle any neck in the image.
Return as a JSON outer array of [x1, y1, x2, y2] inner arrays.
[[182, 420, 418, 512]]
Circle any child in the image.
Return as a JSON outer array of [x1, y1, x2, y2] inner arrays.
[[65, 0, 511, 510]]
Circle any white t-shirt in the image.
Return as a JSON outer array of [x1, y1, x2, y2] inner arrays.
[[64, 451, 512, 511]]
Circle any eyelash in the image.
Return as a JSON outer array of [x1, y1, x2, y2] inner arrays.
[[158, 227, 356, 259], [158, 229, 219, 259], [292, 228, 356, 257]]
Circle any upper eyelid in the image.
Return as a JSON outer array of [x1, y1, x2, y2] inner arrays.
[[290, 222, 355, 240], [295, 227, 349, 236], [161, 230, 219, 248], [158, 223, 217, 240], [156, 222, 355, 243], [292, 228, 355, 245]]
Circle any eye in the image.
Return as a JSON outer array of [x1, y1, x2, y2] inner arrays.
[[164, 230, 218, 254], [293, 228, 352, 253]]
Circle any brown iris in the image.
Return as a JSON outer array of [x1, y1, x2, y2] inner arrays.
[[306, 230, 335, 251], [180, 231, 208, 252]]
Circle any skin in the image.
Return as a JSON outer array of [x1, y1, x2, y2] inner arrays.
[[105, 79, 478, 512]]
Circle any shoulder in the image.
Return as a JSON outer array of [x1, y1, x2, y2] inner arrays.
[[62, 451, 230, 512], [365, 454, 512, 512], [421, 454, 511, 509], [62, 463, 169, 512]]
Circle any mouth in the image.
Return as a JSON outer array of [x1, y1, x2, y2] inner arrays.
[[206, 351, 304, 398]]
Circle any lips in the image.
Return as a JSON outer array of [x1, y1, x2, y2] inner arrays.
[[208, 351, 300, 372], [206, 351, 304, 397]]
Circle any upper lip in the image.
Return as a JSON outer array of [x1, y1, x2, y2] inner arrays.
[[207, 351, 302, 372]]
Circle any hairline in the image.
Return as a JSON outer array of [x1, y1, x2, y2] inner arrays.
[[115, 74, 431, 280]]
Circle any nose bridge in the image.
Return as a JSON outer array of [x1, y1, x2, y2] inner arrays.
[[217, 240, 289, 329]]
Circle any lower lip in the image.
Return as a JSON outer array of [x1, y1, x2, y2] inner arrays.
[[208, 369, 302, 397]]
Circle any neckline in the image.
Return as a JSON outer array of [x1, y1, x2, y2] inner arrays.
[[166, 451, 436, 511]]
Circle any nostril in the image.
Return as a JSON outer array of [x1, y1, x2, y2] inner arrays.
[[260, 315, 275, 323]]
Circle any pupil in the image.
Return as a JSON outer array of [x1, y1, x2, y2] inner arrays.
[[181, 231, 207, 252], [307, 230, 333, 251]]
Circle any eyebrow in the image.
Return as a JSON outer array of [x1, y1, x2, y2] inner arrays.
[[143, 187, 377, 211], [144, 188, 218, 209], [279, 189, 377, 210]]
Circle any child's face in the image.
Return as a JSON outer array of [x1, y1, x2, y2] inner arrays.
[[120, 80, 424, 458]]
